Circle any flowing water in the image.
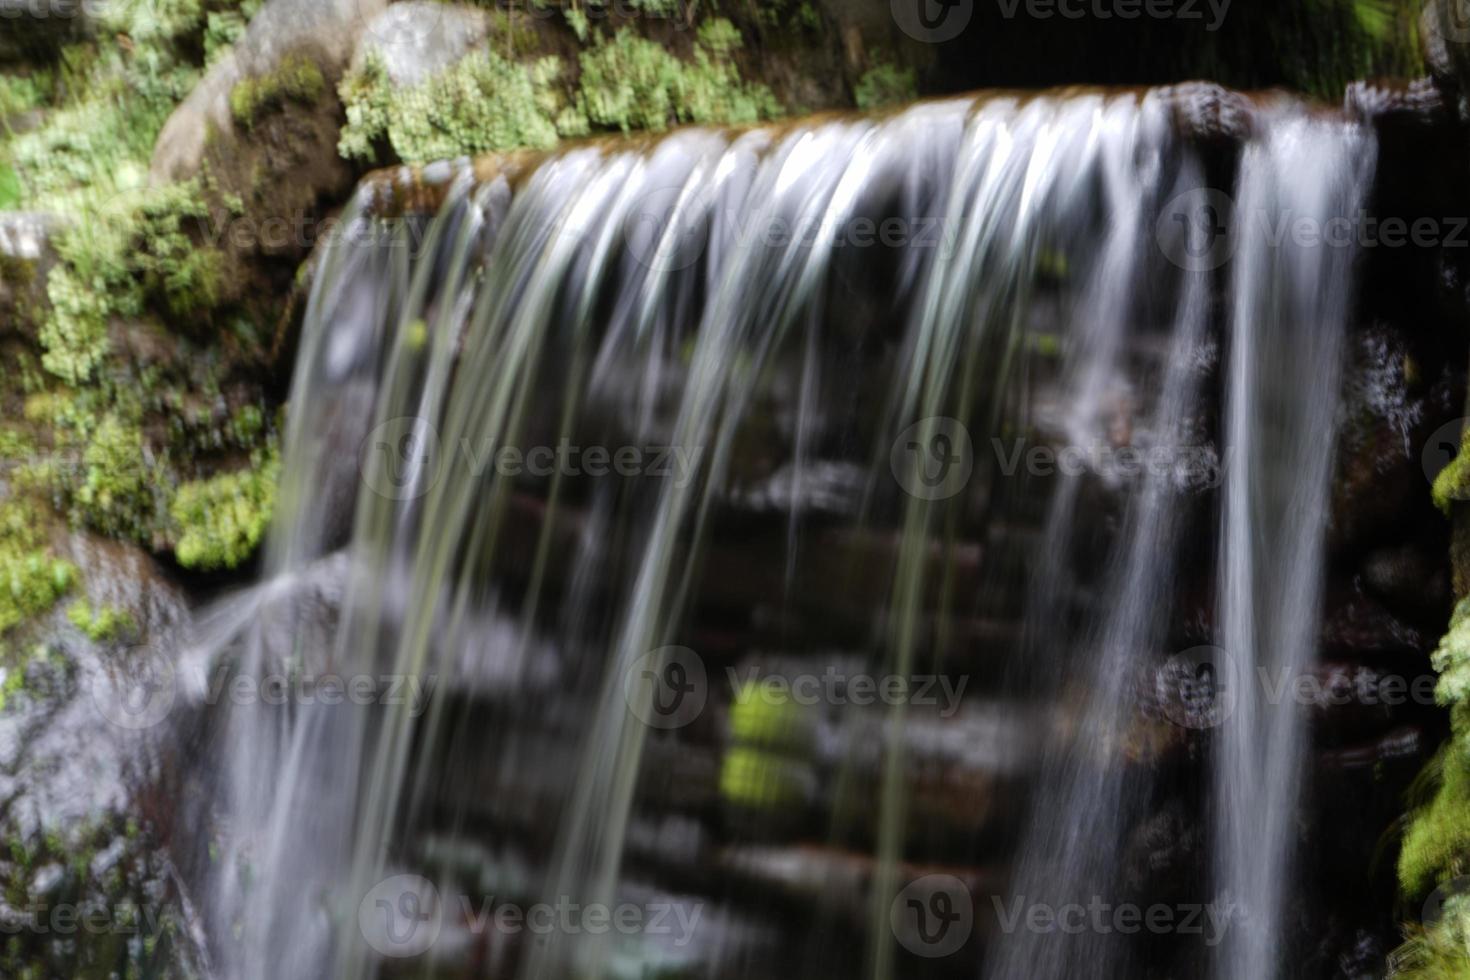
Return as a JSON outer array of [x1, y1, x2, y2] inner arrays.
[[178, 90, 1375, 979]]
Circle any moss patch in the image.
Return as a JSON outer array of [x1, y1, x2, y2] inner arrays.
[[854, 61, 917, 111], [0, 500, 75, 637], [230, 55, 328, 130], [339, 17, 781, 165], [169, 445, 279, 570], [66, 600, 137, 642]]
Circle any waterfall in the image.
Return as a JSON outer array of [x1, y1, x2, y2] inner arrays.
[[179, 90, 1376, 980], [1212, 113, 1375, 979]]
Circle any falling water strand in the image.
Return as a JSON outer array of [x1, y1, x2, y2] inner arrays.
[[1212, 112, 1376, 980]]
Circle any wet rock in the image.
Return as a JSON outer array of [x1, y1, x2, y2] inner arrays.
[[1361, 542, 1451, 620], [1318, 725, 1424, 770], [1319, 580, 1424, 657], [0, 533, 202, 976], [1332, 327, 1431, 555], [1160, 81, 1254, 145], [351, 3, 494, 88], [1421, 0, 1470, 111]]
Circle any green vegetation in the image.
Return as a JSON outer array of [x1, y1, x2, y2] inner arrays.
[[854, 61, 917, 111], [720, 680, 815, 810], [1434, 430, 1470, 514], [0, 500, 74, 637], [576, 20, 780, 133], [339, 17, 781, 164], [339, 49, 566, 163], [38, 179, 226, 383], [170, 446, 279, 570], [230, 55, 327, 128], [66, 600, 137, 642]]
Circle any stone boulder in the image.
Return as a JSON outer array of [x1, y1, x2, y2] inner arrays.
[[350, 3, 494, 88], [1422, 0, 1470, 112], [149, 0, 388, 183]]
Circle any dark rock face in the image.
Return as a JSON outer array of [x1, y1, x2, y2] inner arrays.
[[0, 535, 203, 977], [0, 0, 89, 62]]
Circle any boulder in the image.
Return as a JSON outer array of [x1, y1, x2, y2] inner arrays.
[[1422, 0, 1470, 111], [350, 3, 494, 89], [149, 0, 387, 183]]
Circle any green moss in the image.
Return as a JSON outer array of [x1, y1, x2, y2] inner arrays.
[[38, 178, 227, 382], [728, 680, 813, 751], [1401, 739, 1470, 900], [65, 601, 137, 642], [339, 49, 565, 164], [1434, 427, 1470, 515], [854, 61, 917, 111], [577, 21, 780, 133], [0, 501, 75, 637], [230, 55, 328, 129], [719, 746, 809, 809], [6, 32, 198, 212], [169, 446, 280, 570], [340, 17, 781, 165], [0, 166, 19, 211], [74, 414, 156, 541], [1392, 895, 1470, 979]]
